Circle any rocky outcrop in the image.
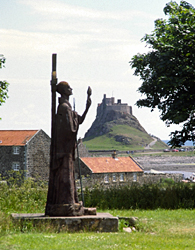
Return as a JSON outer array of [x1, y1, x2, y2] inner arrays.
[[84, 109, 147, 139]]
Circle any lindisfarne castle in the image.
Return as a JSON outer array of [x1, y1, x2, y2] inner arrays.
[[97, 94, 133, 117], [84, 94, 137, 139], [84, 93, 167, 150]]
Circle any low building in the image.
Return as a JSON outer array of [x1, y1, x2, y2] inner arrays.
[[0, 129, 50, 181], [75, 153, 144, 187]]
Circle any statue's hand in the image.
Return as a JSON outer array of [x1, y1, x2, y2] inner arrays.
[[87, 86, 92, 97], [86, 96, 91, 109], [86, 86, 92, 109]]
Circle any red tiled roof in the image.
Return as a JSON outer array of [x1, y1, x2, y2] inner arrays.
[[80, 156, 143, 173], [0, 130, 39, 146]]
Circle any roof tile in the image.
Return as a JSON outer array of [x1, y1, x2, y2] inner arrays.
[[0, 130, 39, 146], [80, 156, 143, 173]]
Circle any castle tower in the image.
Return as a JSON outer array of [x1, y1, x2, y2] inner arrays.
[[97, 94, 132, 116]]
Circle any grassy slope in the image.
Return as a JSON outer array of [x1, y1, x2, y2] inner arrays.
[[83, 125, 166, 150]]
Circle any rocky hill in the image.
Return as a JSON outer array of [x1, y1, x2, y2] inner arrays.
[[83, 95, 166, 150], [85, 110, 147, 140]]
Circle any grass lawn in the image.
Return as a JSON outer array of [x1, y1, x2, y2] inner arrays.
[[0, 209, 195, 249]]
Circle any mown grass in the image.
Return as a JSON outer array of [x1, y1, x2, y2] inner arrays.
[[1, 172, 195, 249], [1, 209, 195, 249]]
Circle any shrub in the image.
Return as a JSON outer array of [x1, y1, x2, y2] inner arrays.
[[1, 171, 195, 214], [0, 171, 47, 213], [84, 182, 195, 210]]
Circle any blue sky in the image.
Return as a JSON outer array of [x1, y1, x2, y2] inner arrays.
[[0, 0, 188, 140]]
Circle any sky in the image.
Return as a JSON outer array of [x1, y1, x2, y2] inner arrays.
[[0, 0, 192, 140]]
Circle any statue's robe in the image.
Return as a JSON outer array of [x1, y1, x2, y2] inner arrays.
[[45, 98, 83, 215]]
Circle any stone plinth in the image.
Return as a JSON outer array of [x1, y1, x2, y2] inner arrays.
[[46, 203, 84, 217], [45, 204, 97, 217], [11, 213, 118, 232]]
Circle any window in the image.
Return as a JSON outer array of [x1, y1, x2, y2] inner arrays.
[[13, 146, 20, 155], [104, 174, 109, 183], [112, 174, 116, 182], [120, 173, 124, 182], [12, 162, 20, 171], [133, 173, 137, 182]]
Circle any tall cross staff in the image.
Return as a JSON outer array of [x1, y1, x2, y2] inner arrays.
[[51, 54, 57, 169]]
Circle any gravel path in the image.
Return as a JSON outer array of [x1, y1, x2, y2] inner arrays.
[[144, 138, 157, 149]]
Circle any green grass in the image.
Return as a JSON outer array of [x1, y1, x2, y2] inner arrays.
[[83, 125, 166, 151], [0, 209, 195, 249], [1, 172, 195, 249], [83, 134, 129, 150]]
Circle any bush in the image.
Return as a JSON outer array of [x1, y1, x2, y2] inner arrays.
[[1, 171, 195, 214], [0, 171, 47, 213], [84, 182, 195, 210]]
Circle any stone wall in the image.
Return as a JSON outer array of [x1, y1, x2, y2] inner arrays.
[[74, 157, 92, 179], [0, 146, 25, 178], [26, 130, 50, 181], [77, 172, 144, 188], [106, 104, 131, 115], [140, 173, 183, 184], [75, 140, 90, 158]]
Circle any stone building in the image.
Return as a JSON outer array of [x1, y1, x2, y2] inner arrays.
[[75, 153, 144, 187], [0, 130, 50, 181], [97, 94, 133, 118], [74, 151, 183, 187], [75, 138, 90, 158]]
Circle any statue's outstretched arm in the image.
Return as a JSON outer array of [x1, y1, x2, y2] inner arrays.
[[79, 87, 92, 124]]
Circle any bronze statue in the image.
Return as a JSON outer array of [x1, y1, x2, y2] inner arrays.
[[45, 81, 92, 216]]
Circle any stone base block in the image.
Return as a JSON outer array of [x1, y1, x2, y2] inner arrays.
[[45, 203, 97, 217], [11, 213, 118, 232], [46, 203, 84, 216]]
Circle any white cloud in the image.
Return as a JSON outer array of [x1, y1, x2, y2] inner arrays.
[[0, 29, 79, 55], [0, 24, 147, 69], [1, 0, 155, 64], [20, 0, 157, 21]]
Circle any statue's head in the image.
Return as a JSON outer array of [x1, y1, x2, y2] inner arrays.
[[56, 81, 73, 96]]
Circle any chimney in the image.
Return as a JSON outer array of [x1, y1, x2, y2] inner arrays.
[[117, 99, 121, 104], [111, 97, 115, 105], [112, 150, 117, 159]]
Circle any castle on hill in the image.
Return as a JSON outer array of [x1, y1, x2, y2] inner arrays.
[[97, 94, 133, 117], [84, 93, 144, 139]]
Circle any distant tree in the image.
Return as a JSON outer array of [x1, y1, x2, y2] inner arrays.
[[130, 1, 195, 147], [0, 55, 9, 119]]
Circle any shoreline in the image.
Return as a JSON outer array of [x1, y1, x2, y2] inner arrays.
[[134, 155, 195, 173]]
